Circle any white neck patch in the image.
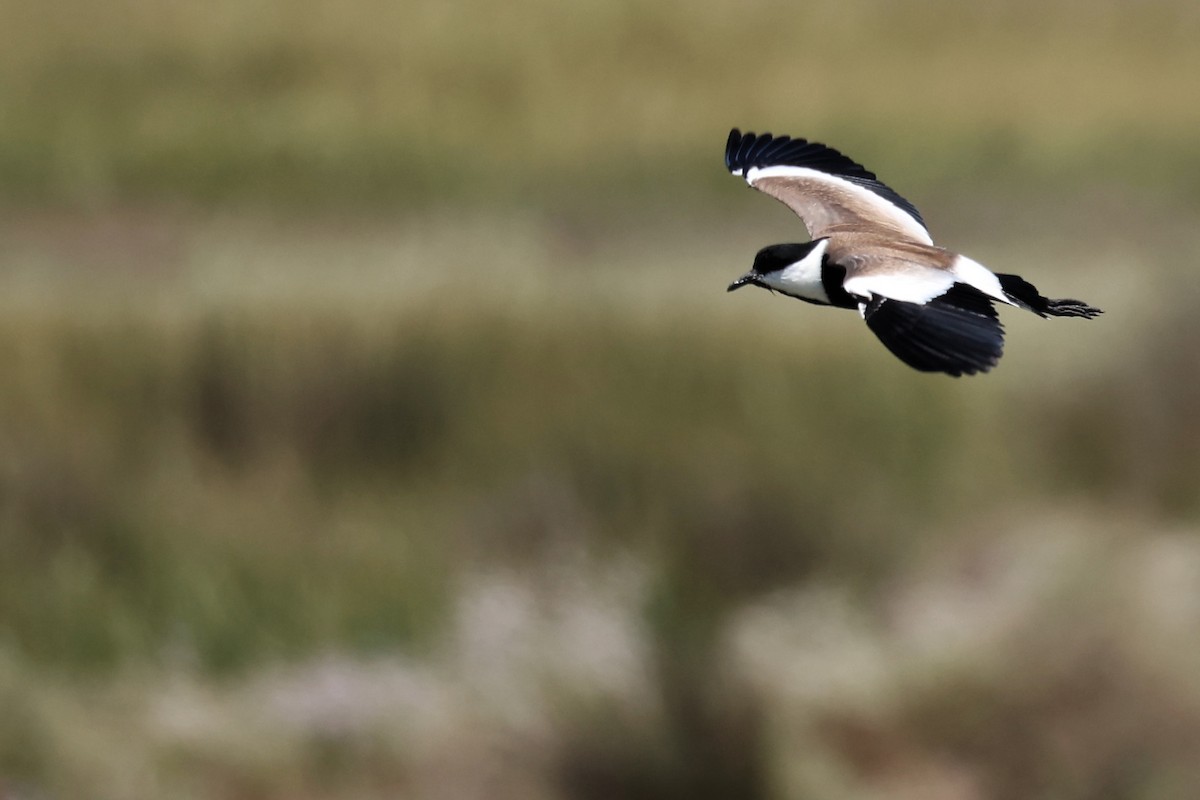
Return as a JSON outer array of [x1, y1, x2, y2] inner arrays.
[[761, 239, 831, 303]]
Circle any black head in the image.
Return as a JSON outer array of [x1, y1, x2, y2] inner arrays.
[[727, 241, 823, 292]]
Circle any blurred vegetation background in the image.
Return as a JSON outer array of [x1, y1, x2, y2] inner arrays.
[[2, 0, 1199, 797]]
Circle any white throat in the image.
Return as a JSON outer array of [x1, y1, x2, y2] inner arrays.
[[761, 239, 831, 303]]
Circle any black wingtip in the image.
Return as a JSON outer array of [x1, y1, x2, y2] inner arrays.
[[724, 128, 743, 172], [725, 128, 871, 178]]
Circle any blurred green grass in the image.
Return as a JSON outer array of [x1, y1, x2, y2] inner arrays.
[[3, 0, 1200, 208], [2, 0, 1200, 797], [0, 211, 1192, 668], [1, 211, 1198, 798]]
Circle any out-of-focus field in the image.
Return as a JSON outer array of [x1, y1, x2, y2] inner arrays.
[[2, 1, 1200, 798]]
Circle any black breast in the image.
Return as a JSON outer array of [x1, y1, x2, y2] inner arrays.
[[820, 263, 859, 310]]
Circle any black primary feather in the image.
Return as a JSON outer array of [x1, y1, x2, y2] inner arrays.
[[863, 284, 1005, 377], [725, 129, 928, 232]]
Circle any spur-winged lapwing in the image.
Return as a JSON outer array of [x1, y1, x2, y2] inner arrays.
[[724, 129, 1102, 376]]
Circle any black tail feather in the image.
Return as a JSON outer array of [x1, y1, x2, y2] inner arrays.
[[1044, 298, 1103, 318], [996, 273, 1103, 319]]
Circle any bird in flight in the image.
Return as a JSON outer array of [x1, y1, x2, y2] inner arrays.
[[724, 129, 1101, 376]]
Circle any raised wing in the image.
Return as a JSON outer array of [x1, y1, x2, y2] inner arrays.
[[725, 129, 933, 245]]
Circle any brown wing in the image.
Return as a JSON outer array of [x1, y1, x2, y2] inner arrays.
[[748, 168, 934, 245], [724, 130, 933, 244]]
